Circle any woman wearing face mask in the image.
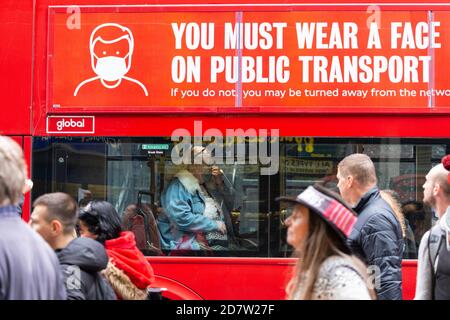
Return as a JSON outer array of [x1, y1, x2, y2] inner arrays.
[[278, 184, 376, 300], [78, 201, 155, 300]]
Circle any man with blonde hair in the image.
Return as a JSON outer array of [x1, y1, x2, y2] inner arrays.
[[337, 153, 404, 300], [0, 137, 66, 299]]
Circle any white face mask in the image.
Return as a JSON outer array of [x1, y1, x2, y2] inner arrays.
[[93, 55, 129, 81]]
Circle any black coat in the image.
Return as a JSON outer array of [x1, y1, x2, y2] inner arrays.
[[347, 187, 404, 300], [56, 237, 116, 300]]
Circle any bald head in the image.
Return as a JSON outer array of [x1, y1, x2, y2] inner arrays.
[[427, 164, 450, 197], [423, 163, 450, 216]]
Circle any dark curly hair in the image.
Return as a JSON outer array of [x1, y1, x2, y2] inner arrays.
[[78, 200, 122, 244]]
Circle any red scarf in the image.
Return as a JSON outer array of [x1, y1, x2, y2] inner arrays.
[[105, 231, 155, 289]]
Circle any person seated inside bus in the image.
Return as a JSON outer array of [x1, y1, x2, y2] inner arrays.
[[158, 146, 234, 251], [199, 160, 241, 248]]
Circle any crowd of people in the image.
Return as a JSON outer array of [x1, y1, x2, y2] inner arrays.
[[0, 137, 154, 300], [1, 135, 450, 300]]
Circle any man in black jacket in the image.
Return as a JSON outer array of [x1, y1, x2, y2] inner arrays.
[[337, 153, 404, 300], [30, 192, 115, 300]]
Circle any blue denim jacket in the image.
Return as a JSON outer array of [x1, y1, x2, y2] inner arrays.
[[158, 170, 218, 250]]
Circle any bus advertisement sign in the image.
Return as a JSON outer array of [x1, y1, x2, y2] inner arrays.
[[47, 9, 450, 111]]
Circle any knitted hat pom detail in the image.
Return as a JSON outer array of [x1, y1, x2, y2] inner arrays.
[[442, 155, 450, 171], [442, 155, 450, 185]]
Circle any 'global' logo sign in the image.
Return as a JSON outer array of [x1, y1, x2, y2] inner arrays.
[[47, 116, 95, 134], [57, 119, 85, 131]]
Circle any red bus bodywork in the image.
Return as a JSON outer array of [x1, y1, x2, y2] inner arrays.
[[3, 0, 449, 300], [148, 257, 418, 300]]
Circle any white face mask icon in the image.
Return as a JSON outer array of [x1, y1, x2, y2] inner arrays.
[[93, 54, 129, 82], [73, 23, 148, 96]]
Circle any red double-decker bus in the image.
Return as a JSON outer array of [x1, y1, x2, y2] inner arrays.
[[4, 0, 450, 300]]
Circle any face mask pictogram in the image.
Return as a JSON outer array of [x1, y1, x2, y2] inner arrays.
[[73, 23, 148, 96]]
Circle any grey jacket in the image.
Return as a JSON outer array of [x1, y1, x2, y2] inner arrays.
[[414, 211, 450, 300], [0, 205, 67, 300]]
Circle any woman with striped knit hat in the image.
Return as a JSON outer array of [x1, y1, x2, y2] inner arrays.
[[278, 184, 376, 300]]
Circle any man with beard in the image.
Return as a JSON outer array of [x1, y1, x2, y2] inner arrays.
[[415, 156, 450, 300]]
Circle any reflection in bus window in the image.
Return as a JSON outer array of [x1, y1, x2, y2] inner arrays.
[[276, 138, 447, 259]]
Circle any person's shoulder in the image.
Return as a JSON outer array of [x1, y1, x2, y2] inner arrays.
[[1, 219, 60, 267], [318, 255, 359, 278], [320, 255, 353, 267], [165, 176, 189, 194], [361, 198, 398, 227], [421, 223, 444, 248], [315, 256, 371, 300], [365, 193, 393, 213], [417, 229, 431, 253], [0, 218, 42, 243]]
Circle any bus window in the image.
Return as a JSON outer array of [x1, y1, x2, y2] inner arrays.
[[32, 137, 448, 259], [273, 138, 448, 260], [32, 137, 268, 257]]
